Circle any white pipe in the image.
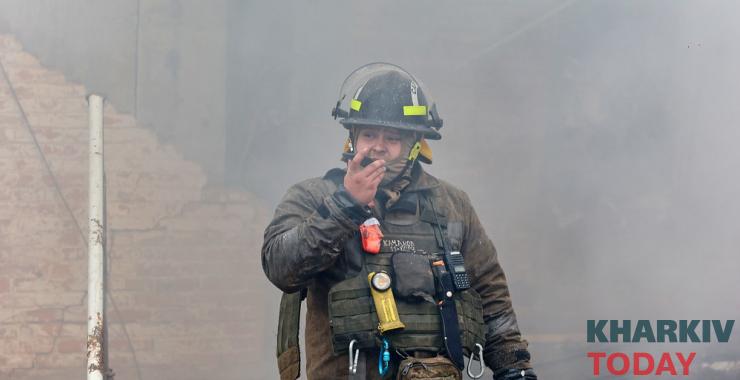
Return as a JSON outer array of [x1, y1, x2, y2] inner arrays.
[[86, 94, 106, 380]]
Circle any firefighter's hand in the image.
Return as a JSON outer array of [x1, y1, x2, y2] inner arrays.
[[344, 148, 385, 206]]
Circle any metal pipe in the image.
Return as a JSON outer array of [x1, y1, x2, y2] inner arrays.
[[86, 94, 106, 380]]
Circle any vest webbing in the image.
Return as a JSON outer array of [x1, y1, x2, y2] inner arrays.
[[328, 266, 485, 355], [277, 290, 304, 380], [274, 169, 485, 378], [327, 189, 486, 356]]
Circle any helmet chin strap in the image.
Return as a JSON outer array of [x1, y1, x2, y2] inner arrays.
[[381, 133, 421, 188]]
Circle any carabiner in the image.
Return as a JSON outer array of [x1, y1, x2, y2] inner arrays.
[[348, 339, 359, 374], [466, 343, 485, 379], [378, 338, 390, 376]]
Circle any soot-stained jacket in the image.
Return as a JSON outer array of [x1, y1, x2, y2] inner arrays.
[[262, 164, 532, 379]]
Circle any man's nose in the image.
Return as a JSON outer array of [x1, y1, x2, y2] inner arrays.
[[371, 140, 387, 152]]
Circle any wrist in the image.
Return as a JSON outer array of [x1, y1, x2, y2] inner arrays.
[[332, 185, 372, 225], [494, 368, 536, 380]]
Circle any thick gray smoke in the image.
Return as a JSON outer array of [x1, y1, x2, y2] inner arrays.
[[1, 1, 738, 379]]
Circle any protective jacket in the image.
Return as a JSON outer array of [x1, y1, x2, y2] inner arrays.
[[262, 164, 532, 379]]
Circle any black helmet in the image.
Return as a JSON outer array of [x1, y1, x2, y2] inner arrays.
[[332, 63, 443, 140]]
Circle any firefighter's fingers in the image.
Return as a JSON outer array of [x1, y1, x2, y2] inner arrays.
[[359, 159, 385, 178], [367, 167, 385, 182], [362, 165, 385, 182], [368, 173, 383, 189], [347, 148, 368, 174], [365, 158, 385, 171]]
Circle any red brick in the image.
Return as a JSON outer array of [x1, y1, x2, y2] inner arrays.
[[108, 309, 151, 323], [18, 335, 55, 352], [37, 323, 62, 337], [0, 295, 37, 310], [58, 323, 86, 337], [26, 95, 83, 116], [33, 352, 84, 369], [7, 68, 67, 85], [108, 338, 153, 352], [24, 309, 63, 323], [0, 51, 41, 67], [0, 353, 34, 370], [0, 325, 18, 338], [103, 113, 137, 128], [55, 337, 84, 354], [13, 83, 86, 99], [0, 278, 9, 293], [0, 98, 18, 113], [7, 367, 83, 380]]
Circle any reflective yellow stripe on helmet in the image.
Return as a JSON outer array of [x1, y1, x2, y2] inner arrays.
[[403, 105, 427, 116], [351, 99, 362, 111]]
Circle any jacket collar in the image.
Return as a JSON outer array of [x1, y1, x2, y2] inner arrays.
[[403, 163, 441, 193]]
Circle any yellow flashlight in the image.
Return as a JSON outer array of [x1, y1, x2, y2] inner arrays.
[[368, 271, 405, 334]]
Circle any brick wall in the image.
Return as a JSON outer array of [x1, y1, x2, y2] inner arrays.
[[0, 35, 272, 380]]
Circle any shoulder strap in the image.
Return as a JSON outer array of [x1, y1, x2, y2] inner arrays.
[[277, 289, 305, 380], [418, 191, 448, 251]]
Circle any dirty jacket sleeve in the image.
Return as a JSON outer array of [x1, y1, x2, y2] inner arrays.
[[457, 190, 533, 374], [262, 178, 368, 293]]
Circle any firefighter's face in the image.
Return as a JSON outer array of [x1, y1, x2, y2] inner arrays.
[[355, 127, 404, 162]]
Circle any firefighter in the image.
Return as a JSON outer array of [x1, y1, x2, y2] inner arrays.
[[263, 63, 536, 379]]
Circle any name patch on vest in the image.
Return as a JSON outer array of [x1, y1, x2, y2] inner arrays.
[[381, 239, 416, 253]]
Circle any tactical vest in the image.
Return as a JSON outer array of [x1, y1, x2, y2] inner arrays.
[[276, 178, 485, 380]]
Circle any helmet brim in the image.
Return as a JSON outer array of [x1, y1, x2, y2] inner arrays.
[[340, 118, 441, 140]]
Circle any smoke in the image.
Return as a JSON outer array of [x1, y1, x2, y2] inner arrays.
[[1, 1, 739, 378]]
